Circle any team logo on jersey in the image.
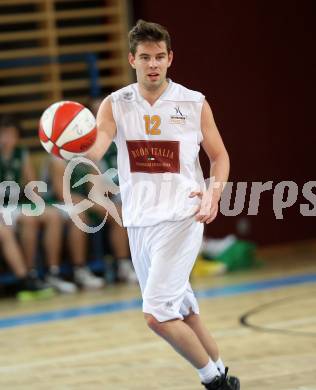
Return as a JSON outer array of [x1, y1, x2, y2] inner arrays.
[[169, 106, 187, 125], [122, 91, 134, 102]]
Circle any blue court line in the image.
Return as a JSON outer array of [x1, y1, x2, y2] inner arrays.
[[0, 273, 315, 330]]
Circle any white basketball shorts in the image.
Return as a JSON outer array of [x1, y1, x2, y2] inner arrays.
[[127, 216, 204, 322]]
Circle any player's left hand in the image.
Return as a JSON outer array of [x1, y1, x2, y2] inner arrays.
[[189, 191, 219, 224]]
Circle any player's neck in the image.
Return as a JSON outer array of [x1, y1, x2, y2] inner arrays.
[[138, 79, 169, 106]]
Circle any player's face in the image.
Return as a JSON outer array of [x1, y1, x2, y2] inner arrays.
[[0, 127, 19, 152], [129, 41, 173, 91]]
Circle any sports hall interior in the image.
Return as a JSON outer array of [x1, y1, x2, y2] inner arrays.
[[0, 1, 315, 389]]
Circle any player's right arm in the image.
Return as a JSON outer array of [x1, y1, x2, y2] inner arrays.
[[85, 96, 117, 161]]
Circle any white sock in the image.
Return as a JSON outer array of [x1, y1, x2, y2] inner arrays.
[[198, 359, 220, 384], [215, 358, 225, 375]]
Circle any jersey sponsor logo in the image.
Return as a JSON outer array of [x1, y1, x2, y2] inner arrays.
[[126, 140, 180, 174], [169, 106, 187, 125]]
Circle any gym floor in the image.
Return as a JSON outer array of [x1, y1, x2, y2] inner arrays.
[[0, 241, 315, 390]]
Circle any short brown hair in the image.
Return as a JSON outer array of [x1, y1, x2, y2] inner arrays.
[[128, 19, 171, 56]]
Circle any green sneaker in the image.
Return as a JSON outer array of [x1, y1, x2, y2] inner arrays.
[[17, 274, 55, 301]]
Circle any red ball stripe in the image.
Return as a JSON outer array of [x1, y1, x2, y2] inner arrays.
[[52, 144, 61, 158], [38, 121, 50, 142], [51, 102, 84, 143], [62, 127, 97, 153]]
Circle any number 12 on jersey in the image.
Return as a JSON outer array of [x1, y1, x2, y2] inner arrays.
[[144, 115, 161, 135]]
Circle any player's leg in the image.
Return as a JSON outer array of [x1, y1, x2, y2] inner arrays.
[[39, 207, 62, 268], [2, 217, 52, 294], [0, 224, 27, 278], [41, 208, 78, 294], [17, 214, 39, 271], [184, 310, 220, 362], [109, 218, 129, 259], [68, 219, 87, 268], [130, 218, 225, 386], [145, 313, 238, 389], [107, 203, 136, 283], [181, 288, 240, 387], [66, 212, 104, 289], [144, 313, 213, 369]]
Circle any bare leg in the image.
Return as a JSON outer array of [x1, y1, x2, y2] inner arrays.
[[96, 202, 129, 259], [0, 225, 27, 278], [18, 215, 39, 271], [39, 208, 62, 268], [67, 220, 87, 267], [109, 219, 130, 259], [144, 313, 210, 369], [184, 311, 220, 362]]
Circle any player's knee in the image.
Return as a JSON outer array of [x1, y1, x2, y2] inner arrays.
[[0, 225, 13, 240], [183, 308, 198, 325], [42, 207, 62, 224], [18, 215, 39, 228], [144, 313, 163, 334]]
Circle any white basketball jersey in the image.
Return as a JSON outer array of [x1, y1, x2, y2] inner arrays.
[[111, 80, 206, 227]]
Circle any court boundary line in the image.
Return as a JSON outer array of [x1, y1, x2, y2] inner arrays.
[[240, 290, 316, 336], [0, 272, 315, 330]]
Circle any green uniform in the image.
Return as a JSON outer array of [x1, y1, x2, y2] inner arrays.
[[0, 147, 26, 185], [43, 157, 91, 205], [43, 157, 101, 224], [43, 143, 119, 223], [0, 147, 29, 205], [100, 143, 119, 185]]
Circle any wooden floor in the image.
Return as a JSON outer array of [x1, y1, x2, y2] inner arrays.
[[0, 241, 315, 389]]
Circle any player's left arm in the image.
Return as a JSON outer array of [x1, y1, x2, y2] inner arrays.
[[193, 99, 230, 224], [85, 96, 117, 161]]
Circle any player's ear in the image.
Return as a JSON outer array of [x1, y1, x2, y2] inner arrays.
[[128, 53, 136, 69], [167, 50, 173, 68]]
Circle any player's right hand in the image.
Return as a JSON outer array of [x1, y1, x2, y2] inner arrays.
[[189, 191, 219, 224]]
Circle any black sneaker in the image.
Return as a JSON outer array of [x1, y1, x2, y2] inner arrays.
[[202, 375, 223, 389], [17, 273, 55, 301], [226, 371, 240, 390], [202, 368, 240, 390], [19, 276, 49, 291]]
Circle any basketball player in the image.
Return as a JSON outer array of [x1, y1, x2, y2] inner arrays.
[[87, 20, 240, 389]]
